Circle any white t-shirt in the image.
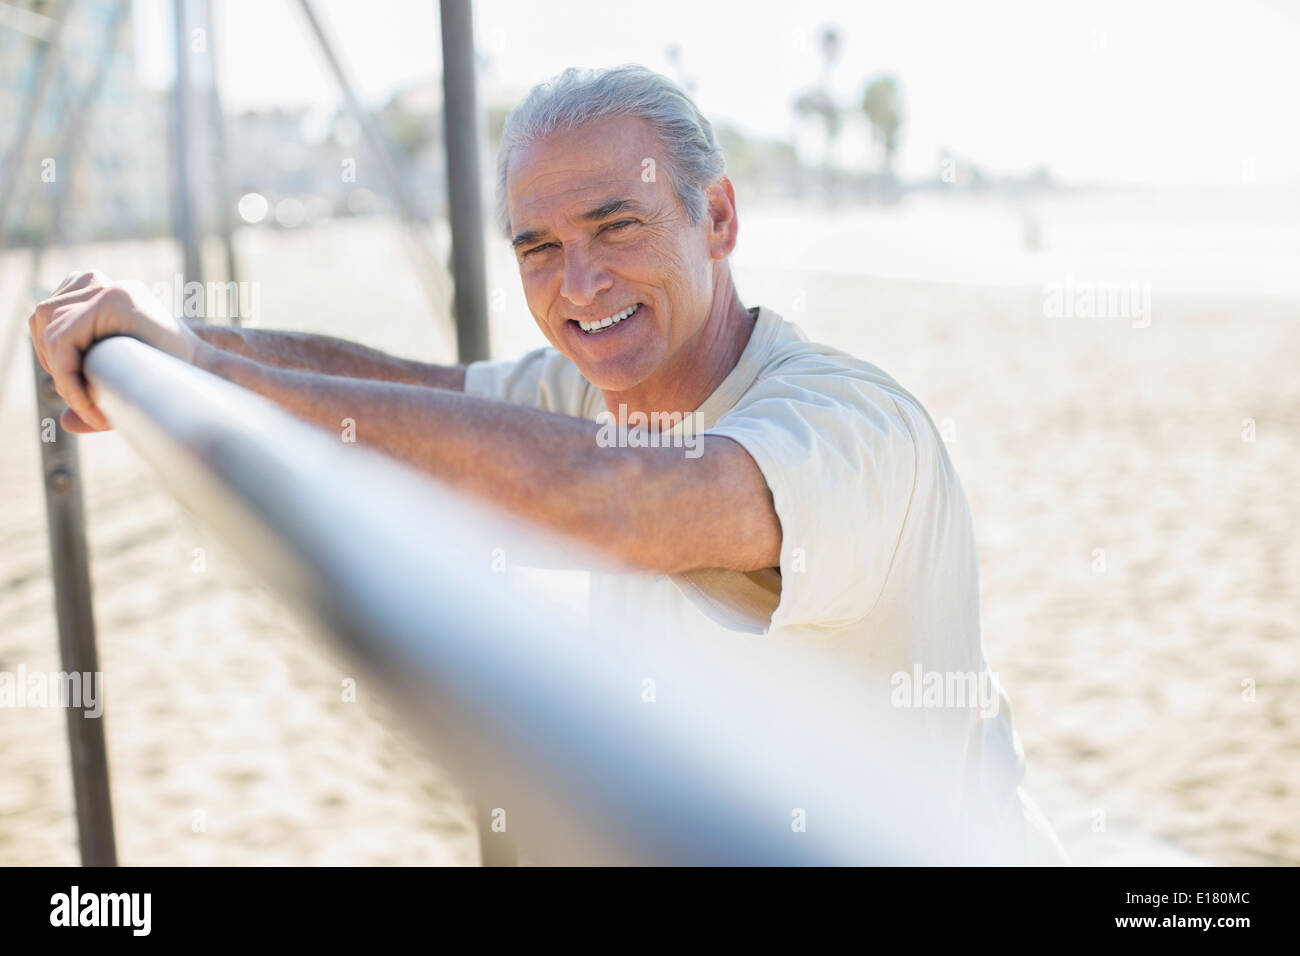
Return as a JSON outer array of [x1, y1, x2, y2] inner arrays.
[[465, 305, 1057, 864]]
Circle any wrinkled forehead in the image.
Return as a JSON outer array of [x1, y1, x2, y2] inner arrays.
[[505, 116, 670, 229]]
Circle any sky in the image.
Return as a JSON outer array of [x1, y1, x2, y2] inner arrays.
[[131, 0, 1300, 188]]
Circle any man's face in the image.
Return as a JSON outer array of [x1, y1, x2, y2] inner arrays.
[[506, 115, 717, 395]]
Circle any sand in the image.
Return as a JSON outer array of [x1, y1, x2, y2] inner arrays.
[[2, 207, 1296, 865]]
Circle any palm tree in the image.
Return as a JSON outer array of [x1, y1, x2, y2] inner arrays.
[[817, 24, 842, 78], [793, 89, 842, 148], [792, 24, 844, 198], [862, 76, 903, 184]]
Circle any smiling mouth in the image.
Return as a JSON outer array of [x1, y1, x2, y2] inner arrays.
[[572, 302, 641, 334]]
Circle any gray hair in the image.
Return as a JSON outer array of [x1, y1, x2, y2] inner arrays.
[[495, 65, 726, 237]]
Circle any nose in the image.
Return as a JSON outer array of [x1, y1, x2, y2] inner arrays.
[[559, 243, 612, 307]]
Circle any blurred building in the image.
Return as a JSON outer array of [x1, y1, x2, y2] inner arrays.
[[223, 108, 354, 215], [0, 0, 171, 244]]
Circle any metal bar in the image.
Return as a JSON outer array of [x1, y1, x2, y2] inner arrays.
[[0, 0, 60, 41], [201, 0, 240, 321], [439, 0, 491, 363], [79, 336, 992, 866], [31, 345, 117, 867], [172, 0, 202, 285], [45, 1, 131, 238], [443, 0, 510, 856], [300, 0, 495, 856], [441, 2, 510, 856], [296, 0, 430, 223]]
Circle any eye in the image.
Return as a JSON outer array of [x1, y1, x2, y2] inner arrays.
[[601, 219, 635, 234], [522, 242, 557, 258]]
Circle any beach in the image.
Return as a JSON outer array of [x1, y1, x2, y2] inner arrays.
[[2, 199, 1297, 865]]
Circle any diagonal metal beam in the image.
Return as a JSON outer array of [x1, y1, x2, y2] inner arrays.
[[0, 0, 72, 250], [295, 0, 455, 347], [1, 0, 129, 417]]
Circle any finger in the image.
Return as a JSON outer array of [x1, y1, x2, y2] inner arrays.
[[60, 406, 108, 433], [31, 285, 110, 372], [36, 283, 104, 313], [46, 335, 108, 432], [29, 312, 51, 373], [50, 272, 84, 296], [51, 269, 105, 297], [32, 284, 101, 345]]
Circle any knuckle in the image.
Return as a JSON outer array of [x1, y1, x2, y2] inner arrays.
[[99, 283, 130, 308], [44, 326, 68, 352]]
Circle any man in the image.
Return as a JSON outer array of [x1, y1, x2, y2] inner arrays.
[[30, 65, 1064, 864]]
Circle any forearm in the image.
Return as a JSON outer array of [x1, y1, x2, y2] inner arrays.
[[188, 322, 465, 389], [198, 347, 780, 574]]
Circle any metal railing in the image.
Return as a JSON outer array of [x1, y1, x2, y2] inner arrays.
[[73, 335, 988, 865]]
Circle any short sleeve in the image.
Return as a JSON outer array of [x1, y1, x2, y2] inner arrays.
[[703, 370, 922, 631], [463, 346, 596, 418]]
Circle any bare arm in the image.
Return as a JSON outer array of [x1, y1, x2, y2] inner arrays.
[[201, 347, 782, 575], [187, 322, 466, 390], [30, 272, 780, 573]]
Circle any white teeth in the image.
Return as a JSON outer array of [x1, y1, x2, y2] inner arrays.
[[579, 303, 639, 333]]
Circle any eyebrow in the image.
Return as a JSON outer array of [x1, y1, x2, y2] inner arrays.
[[580, 197, 646, 222], [510, 197, 648, 250]]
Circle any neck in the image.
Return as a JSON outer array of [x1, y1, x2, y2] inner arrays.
[[600, 267, 754, 419]]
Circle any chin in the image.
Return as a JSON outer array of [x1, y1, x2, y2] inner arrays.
[[577, 366, 649, 395], [572, 356, 658, 394]]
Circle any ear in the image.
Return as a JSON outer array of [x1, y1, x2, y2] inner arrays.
[[704, 176, 739, 260]]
